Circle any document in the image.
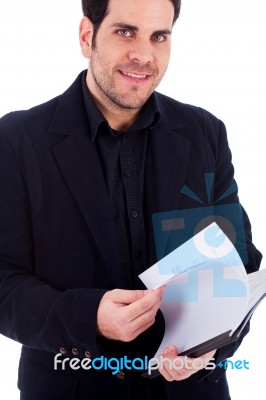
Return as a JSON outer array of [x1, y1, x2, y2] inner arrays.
[[139, 223, 266, 363]]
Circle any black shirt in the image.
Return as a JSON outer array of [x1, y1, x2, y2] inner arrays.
[[81, 73, 175, 400], [82, 71, 161, 289]]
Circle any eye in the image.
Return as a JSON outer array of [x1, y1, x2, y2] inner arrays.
[[153, 34, 166, 42], [117, 29, 132, 38]]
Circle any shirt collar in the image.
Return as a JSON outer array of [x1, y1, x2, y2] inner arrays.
[[81, 70, 161, 142]]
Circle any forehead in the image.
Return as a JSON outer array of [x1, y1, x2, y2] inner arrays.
[[104, 0, 175, 30]]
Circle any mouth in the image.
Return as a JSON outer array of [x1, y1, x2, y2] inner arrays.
[[119, 70, 151, 83]]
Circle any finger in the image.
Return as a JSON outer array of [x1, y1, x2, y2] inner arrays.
[[110, 289, 148, 305], [162, 359, 193, 381], [202, 349, 217, 360], [157, 353, 175, 382], [163, 345, 178, 355], [116, 301, 161, 342], [158, 365, 174, 382], [129, 318, 156, 340], [126, 287, 165, 321], [129, 298, 161, 329], [160, 347, 193, 381], [129, 300, 161, 336]]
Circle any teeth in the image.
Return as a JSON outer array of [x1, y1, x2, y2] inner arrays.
[[122, 72, 147, 79]]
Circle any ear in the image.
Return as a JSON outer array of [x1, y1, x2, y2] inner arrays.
[[79, 17, 94, 58]]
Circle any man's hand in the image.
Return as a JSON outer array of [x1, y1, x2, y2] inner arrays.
[[97, 287, 165, 342], [158, 345, 217, 381]]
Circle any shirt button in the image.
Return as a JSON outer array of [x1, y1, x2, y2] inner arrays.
[[124, 170, 131, 177], [59, 347, 68, 355], [72, 348, 79, 356], [85, 351, 92, 358], [131, 211, 138, 218]]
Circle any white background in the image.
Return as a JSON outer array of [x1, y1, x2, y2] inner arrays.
[[0, 0, 265, 398]]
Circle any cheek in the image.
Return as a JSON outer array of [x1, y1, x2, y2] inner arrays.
[[98, 39, 124, 63], [155, 47, 171, 73], [157, 59, 170, 77]]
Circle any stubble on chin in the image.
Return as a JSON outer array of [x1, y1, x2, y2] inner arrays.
[[89, 49, 166, 111]]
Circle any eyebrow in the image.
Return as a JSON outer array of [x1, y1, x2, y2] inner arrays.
[[110, 23, 172, 36]]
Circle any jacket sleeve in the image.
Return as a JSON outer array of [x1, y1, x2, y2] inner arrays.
[[0, 122, 107, 358]]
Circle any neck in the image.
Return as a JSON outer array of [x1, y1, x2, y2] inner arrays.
[[86, 74, 141, 131]]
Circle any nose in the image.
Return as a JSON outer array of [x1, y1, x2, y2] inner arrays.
[[128, 38, 154, 66]]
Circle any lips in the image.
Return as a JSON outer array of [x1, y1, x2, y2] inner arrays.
[[121, 71, 148, 80]]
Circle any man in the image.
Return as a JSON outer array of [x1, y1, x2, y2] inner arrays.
[[0, 0, 262, 399]]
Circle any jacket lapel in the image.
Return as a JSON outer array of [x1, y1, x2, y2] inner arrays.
[[148, 105, 191, 265], [48, 73, 126, 288], [150, 103, 190, 214]]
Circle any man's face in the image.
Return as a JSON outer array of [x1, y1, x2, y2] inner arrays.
[[87, 0, 174, 111]]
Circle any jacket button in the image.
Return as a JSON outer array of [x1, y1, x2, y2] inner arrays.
[[117, 370, 125, 380], [72, 348, 79, 356], [85, 351, 92, 358], [59, 347, 68, 355]]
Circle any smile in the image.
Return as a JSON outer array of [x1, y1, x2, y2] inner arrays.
[[120, 71, 149, 80]]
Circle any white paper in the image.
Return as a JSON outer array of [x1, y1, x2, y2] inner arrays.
[[139, 223, 249, 357]]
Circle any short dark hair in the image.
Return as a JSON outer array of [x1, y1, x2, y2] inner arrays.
[[82, 0, 181, 45]]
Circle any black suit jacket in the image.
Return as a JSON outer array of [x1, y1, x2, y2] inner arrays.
[[0, 71, 262, 399]]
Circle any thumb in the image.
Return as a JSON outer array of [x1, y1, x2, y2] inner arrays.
[[112, 289, 148, 305], [163, 345, 178, 356]]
